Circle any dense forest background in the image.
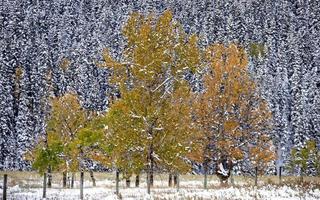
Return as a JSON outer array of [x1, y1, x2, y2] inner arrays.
[[0, 0, 319, 174]]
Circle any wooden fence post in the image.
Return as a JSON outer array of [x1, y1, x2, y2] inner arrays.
[[126, 177, 130, 188], [168, 173, 172, 187], [115, 169, 119, 196], [279, 166, 282, 184], [3, 174, 8, 200], [43, 173, 47, 199], [254, 166, 258, 186], [203, 160, 208, 189], [47, 167, 52, 188], [176, 173, 180, 192], [147, 169, 151, 195], [135, 175, 140, 187], [71, 173, 75, 188], [80, 171, 84, 200], [63, 172, 67, 188]]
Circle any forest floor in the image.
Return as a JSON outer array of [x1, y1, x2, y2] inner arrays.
[[0, 172, 319, 199]]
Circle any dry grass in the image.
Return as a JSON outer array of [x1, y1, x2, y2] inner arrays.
[[0, 171, 319, 189]]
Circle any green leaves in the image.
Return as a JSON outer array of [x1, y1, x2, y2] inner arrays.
[[248, 43, 266, 59], [95, 11, 201, 175], [31, 93, 109, 173], [290, 140, 319, 175], [32, 140, 64, 174]]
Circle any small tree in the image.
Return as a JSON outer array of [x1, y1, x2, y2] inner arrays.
[[249, 134, 275, 185], [49, 93, 88, 187], [290, 140, 319, 182], [31, 132, 64, 174], [29, 93, 89, 188]]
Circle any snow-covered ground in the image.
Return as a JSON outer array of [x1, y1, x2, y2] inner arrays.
[[0, 176, 319, 200]]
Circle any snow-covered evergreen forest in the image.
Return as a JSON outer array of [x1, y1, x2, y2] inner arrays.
[[0, 0, 319, 178]]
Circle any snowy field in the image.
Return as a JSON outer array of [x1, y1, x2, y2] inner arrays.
[[0, 172, 319, 200]]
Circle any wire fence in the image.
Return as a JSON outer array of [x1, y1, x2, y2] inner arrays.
[[1, 172, 320, 199]]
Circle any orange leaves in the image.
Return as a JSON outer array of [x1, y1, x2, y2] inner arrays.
[[249, 136, 275, 170], [231, 148, 244, 160], [225, 44, 248, 69], [205, 44, 224, 82], [100, 10, 275, 173], [205, 44, 248, 79], [223, 120, 238, 134], [193, 43, 273, 166]]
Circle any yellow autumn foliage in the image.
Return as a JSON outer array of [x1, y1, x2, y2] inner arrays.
[[193, 43, 274, 172]]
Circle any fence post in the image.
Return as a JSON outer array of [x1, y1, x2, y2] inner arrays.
[[135, 175, 140, 187], [80, 171, 84, 200], [147, 168, 151, 194], [3, 174, 7, 200], [43, 173, 47, 199], [126, 177, 130, 188], [47, 166, 52, 188], [279, 166, 282, 184], [168, 173, 172, 187], [176, 173, 180, 192], [116, 169, 119, 196], [63, 172, 67, 188], [173, 174, 178, 187], [203, 160, 208, 189], [254, 166, 258, 186], [71, 173, 75, 188]]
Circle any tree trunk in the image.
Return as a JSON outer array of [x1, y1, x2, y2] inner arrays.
[[80, 171, 84, 200], [168, 173, 173, 187], [63, 171, 67, 188], [47, 167, 52, 188], [71, 173, 75, 188], [126, 177, 130, 187], [89, 170, 96, 187], [116, 169, 120, 196], [43, 173, 47, 199], [254, 166, 258, 186], [135, 175, 140, 187], [3, 174, 8, 200], [203, 160, 208, 189]]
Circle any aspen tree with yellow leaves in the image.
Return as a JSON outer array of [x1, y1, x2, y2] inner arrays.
[[30, 93, 107, 187], [192, 44, 275, 186], [30, 94, 86, 187], [99, 10, 200, 194]]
